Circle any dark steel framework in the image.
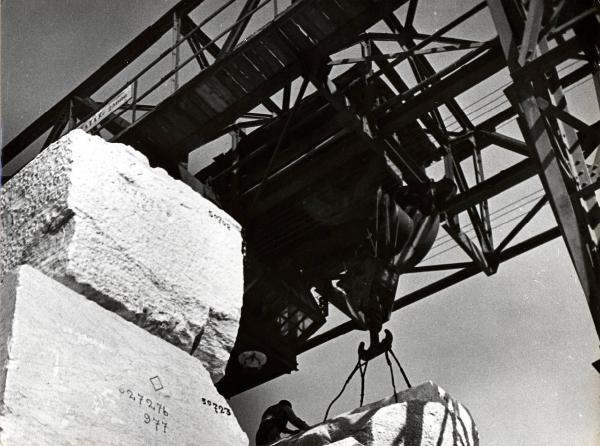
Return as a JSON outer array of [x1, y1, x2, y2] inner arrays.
[[2, 0, 599, 396]]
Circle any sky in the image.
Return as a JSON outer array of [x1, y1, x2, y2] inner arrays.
[[2, 1, 600, 445]]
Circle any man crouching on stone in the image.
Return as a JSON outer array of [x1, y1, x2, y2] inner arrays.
[[256, 400, 310, 445]]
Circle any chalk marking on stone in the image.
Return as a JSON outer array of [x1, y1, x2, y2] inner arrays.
[[150, 375, 164, 391]]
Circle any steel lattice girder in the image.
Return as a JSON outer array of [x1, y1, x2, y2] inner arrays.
[[300, 0, 600, 355], [486, 0, 600, 335]]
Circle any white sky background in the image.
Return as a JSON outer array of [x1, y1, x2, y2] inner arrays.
[[2, 1, 600, 445]]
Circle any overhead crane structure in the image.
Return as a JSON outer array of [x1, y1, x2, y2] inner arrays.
[[2, 0, 600, 397]]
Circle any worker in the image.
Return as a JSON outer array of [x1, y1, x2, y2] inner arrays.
[[255, 400, 310, 445]]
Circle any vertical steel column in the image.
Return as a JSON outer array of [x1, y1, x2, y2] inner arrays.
[[231, 128, 242, 197], [540, 38, 600, 244], [472, 141, 493, 249], [228, 127, 244, 218], [171, 12, 182, 93], [590, 69, 600, 233], [131, 80, 138, 122], [487, 0, 600, 337]]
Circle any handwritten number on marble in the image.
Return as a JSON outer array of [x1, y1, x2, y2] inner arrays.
[[201, 396, 232, 416], [147, 398, 156, 411], [119, 386, 169, 433], [208, 210, 232, 230]]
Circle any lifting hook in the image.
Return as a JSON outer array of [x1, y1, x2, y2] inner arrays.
[[358, 328, 393, 362]]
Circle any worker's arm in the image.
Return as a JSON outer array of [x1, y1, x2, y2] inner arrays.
[[281, 427, 300, 435], [283, 406, 310, 430]]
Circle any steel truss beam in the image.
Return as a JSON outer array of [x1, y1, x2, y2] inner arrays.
[[299, 0, 600, 355], [377, 42, 505, 134], [442, 148, 495, 274], [487, 0, 600, 337], [381, 10, 488, 132], [300, 226, 562, 353], [180, 14, 217, 68]]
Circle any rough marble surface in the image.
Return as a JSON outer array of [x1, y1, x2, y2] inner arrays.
[[0, 265, 248, 446], [0, 130, 243, 381], [274, 382, 478, 446]]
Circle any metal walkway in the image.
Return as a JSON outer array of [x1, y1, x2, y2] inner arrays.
[[113, 0, 408, 176], [2, 0, 407, 177]]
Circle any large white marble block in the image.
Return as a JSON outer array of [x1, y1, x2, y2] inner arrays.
[[0, 130, 244, 381], [274, 382, 478, 446], [0, 265, 248, 445]]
